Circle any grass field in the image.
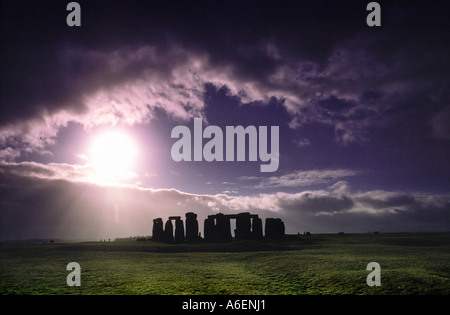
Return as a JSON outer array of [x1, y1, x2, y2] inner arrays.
[[1, 232, 449, 295]]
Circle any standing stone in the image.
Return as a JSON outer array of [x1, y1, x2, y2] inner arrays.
[[164, 219, 174, 242], [276, 218, 285, 237], [174, 218, 185, 243], [185, 212, 199, 242], [252, 217, 263, 240], [265, 218, 285, 239], [204, 216, 216, 242], [265, 218, 275, 239], [235, 212, 252, 240], [152, 218, 164, 241], [215, 213, 232, 242]]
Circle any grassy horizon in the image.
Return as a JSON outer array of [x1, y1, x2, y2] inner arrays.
[[1, 232, 449, 295]]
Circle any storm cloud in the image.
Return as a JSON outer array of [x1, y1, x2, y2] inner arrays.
[[1, 161, 448, 240], [1, 0, 449, 155], [0, 1, 449, 239]]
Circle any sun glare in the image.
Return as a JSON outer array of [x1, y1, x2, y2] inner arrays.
[[89, 130, 138, 184]]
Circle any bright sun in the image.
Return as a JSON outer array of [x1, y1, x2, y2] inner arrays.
[[89, 130, 138, 183]]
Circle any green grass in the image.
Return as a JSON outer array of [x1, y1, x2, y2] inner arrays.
[[1, 232, 449, 295]]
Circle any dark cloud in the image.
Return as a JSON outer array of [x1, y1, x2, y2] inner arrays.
[[279, 192, 355, 214], [0, 161, 211, 240], [2, 0, 449, 153], [273, 188, 450, 233], [1, 161, 449, 240], [356, 191, 416, 210], [431, 106, 450, 140]]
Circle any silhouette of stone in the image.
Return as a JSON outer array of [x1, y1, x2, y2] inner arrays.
[[235, 212, 252, 240], [174, 218, 185, 243], [252, 217, 263, 240], [164, 219, 174, 242], [215, 213, 232, 242], [204, 214, 232, 242], [152, 218, 164, 241], [265, 218, 285, 239], [203, 212, 264, 242], [153, 212, 284, 244], [204, 216, 216, 242], [185, 212, 199, 242], [265, 218, 275, 238]]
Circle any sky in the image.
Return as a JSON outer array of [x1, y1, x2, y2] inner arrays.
[[0, 0, 449, 240]]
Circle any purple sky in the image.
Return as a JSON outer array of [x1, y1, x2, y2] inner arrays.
[[0, 0, 449, 240]]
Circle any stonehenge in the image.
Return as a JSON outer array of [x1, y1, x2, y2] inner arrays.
[[152, 212, 284, 243]]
